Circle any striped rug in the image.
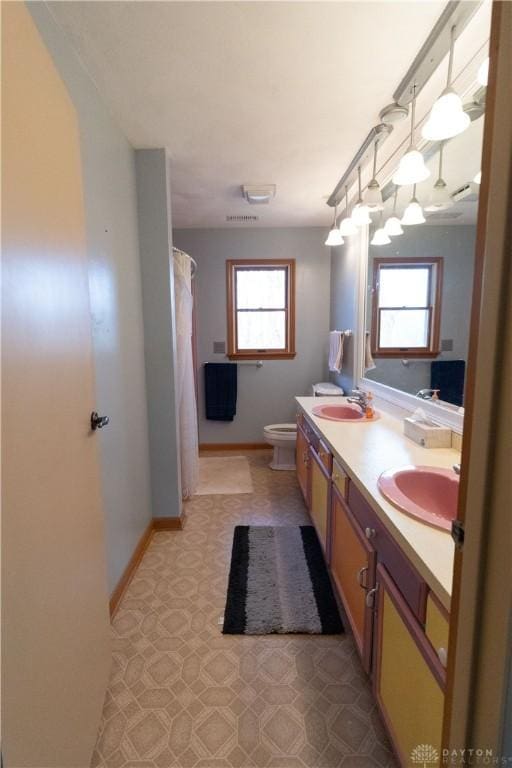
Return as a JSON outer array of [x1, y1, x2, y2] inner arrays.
[[223, 526, 343, 635]]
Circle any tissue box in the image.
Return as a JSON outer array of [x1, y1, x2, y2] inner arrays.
[[404, 416, 452, 448]]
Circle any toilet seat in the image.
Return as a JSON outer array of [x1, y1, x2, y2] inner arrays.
[[263, 423, 297, 442]]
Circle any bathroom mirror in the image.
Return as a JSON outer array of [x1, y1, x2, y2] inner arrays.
[[362, 113, 484, 410]]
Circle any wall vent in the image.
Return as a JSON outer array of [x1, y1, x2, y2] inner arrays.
[[425, 211, 464, 220], [226, 215, 259, 223]]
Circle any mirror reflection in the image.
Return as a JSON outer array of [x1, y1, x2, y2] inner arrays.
[[364, 116, 484, 407]]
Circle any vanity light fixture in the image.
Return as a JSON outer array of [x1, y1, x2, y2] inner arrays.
[[351, 166, 372, 226], [325, 203, 344, 246], [371, 213, 391, 246], [477, 57, 489, 87], [392, 88, 430, 186], [401, 185, 426, 226], [473, 170, 482, 184], [364, 141, 384, 210], [339, 185, 358, 236], [422, 26, 470, 141], [384, 188, 404, 236], [425, 142, 454, 211]]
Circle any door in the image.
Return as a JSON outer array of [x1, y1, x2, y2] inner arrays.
[[296, 422, 310, 505], [374, 565, 445, 767], [2, 5, 111, 766], [330, 489, 375, 673], [309, 446, 330, 555]]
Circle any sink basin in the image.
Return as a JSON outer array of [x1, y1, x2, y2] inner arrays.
[[378, 465, 459, 531], [312, 403, 379, 422]]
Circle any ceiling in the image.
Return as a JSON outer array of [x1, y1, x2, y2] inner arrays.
[[48, 1, 448, 228]]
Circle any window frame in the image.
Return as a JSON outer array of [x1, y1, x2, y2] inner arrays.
[[371, 256, 443, 358], [226, 258, 296, 360]]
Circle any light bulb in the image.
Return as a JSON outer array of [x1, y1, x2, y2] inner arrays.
[[339, 216, 358, 236], [351, 203, 372, 226], [325, 228, 344, 246], [422, 89, 470, 141], [392, 148, 430, 186], [425, 179, 453, 211], [477, 57, 489, 87], [401, 197, 425, 226], [473, 170, 482, 185], [364, 180, 384, 211], [371, 228, 391, 246], [384, 216, 404, 237]]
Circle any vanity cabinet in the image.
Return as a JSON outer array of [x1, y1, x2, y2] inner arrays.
[[309, 444, 331, 557], [374, 564, 445, 766], [330, 487, 375, 672]]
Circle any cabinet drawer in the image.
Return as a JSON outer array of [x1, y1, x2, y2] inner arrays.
[[332, 459, 348, 499], [348, 482, 427, 622], [302, 416, 320, 452], [425, 593, 450, 669], [317, 439, 332, 473]]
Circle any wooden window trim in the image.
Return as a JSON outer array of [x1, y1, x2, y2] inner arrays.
[[226, 258, 296, 360], [371, 256, 443, 359]]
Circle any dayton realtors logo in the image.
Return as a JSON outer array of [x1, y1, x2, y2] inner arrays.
[[411, 744, 440, 767]]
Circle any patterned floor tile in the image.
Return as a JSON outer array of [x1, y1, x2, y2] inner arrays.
[[91, 451, 396, 768]]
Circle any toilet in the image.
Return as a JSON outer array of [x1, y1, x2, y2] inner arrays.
[[263, 424, 297, 470], [263, 383, 344, 471]]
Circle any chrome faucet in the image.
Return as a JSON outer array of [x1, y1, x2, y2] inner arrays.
[[347, 389, 369, 413], [416, 388, 440, 400]]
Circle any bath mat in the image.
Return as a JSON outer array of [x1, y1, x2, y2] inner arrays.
[[196, 456, 253, 495], [223, 526, 343, 634]]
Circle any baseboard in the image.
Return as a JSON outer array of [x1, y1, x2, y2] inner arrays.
[[109, 519, 154, 618], [153, 516, 185, 531], [109, 515, 184, 618], [199, 442, 270, 450]]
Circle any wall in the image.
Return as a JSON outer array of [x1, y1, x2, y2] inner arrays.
[[136, 150, 182, 519], [329, 229, 365, 394], [173, 228, 331, 443], [29, 4, 152, 592], [364, 225, 476, 396]]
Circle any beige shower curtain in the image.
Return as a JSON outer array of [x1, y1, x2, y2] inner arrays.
[[173, 249, 199, 498]]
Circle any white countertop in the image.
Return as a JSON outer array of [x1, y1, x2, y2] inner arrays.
[[296, 396, 458, 611]]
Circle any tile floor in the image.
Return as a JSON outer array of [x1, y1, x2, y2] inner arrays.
[[91, 451, 396, 768]]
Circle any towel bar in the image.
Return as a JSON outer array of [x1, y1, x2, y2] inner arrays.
[[203, 360, 263, 368]]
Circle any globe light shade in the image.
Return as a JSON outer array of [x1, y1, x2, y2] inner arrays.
[[364, 180, 384, 211], [401, 199, 425, 226], [425, 179, 453, 212], [339, 216, 358, 236], [371, 228, 391, 246], [473, 170, 482, 185], [383, 216, 404, 237], [421, 90, 470, 141], [351, 203, 372, 226], [477, 57, 489, 87], [392, 148, 431, 186], [325, 227, 344, 246]]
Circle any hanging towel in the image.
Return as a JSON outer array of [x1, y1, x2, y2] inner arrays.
[[364, 332, 376, 372], [328, 331, 344, 373], [204, 363, 238, 421]]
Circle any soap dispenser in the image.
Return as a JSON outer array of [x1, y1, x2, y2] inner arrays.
[[365, 392, 375, 419]]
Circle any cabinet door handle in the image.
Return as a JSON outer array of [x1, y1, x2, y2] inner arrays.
[[365, 586, 378, 608], [357, 566, 368, 589], [365, 527, 376, 540], [437, 647, 448, 668]]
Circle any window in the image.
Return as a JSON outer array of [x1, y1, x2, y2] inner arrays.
[[226, 259, 296, 359], [371, 257, 443, 357]]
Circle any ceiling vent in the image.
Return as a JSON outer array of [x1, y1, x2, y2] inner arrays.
[[451, 182, 479, 203], [226, 215, 259, 223], [242, 185, 276, 205]]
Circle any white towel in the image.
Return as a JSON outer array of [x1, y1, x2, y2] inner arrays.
[[329, 331, 344, 373], [364, 331, 376, 372]]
